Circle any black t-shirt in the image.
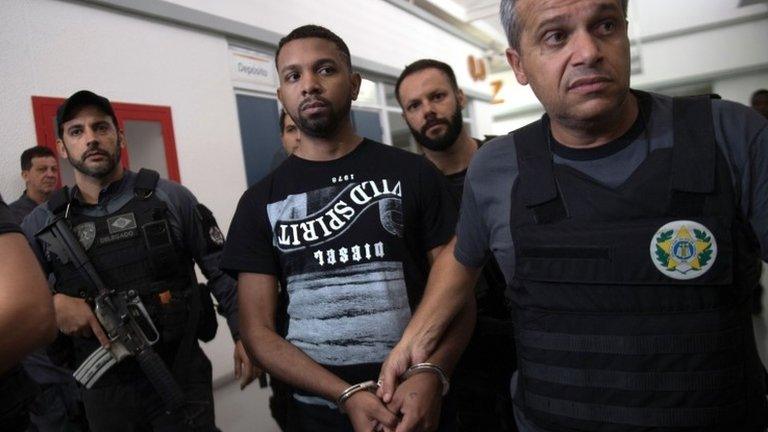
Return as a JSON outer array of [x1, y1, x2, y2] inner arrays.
[[222, 139, 456, 391]]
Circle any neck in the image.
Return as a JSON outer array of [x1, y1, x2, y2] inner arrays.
[[25, 188, 51, 205], [293, 118, 363, 161], [550, 93, 639, 149], [421, 131, 477, 175], [74, 165, 124, 205]]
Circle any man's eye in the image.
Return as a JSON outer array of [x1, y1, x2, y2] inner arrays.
[[597, 20, 617, 35], [543, 30, 567, 46], [433, 93, 445, 101], [318, 66, 335, 75], [407, 102, 419, 112], [285, 72, 299, 82], [70, 129, 82, 136]]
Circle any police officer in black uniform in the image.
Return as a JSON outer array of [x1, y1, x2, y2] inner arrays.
[[380, 1, 768, 431], [395, 59, 516, 431], [22, 91, 257, 431]]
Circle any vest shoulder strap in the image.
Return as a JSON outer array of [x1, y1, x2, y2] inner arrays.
[[47, 186, 71, 216], [513, 120, 567, 224], [670, 94, 717, 216], [134, 169, 160, 198]]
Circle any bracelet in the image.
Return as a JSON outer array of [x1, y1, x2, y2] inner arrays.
[[401, 363, 450, 396], [336, 380, 379, 413]]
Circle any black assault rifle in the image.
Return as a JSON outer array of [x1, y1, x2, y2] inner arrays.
[[36, 212, 188, 416]]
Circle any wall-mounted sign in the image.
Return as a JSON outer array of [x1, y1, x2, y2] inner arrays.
[[229, 46, 277, 91]]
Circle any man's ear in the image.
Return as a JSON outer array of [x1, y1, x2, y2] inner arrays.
[[506, 47, 529, 86], [56, 139, 68, 161], [350, 72, 362, 101], [117, 130, 127, 150], [457, 88, 467, 109]]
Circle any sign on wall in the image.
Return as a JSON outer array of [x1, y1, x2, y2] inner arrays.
[[229, 46, 277, 91]]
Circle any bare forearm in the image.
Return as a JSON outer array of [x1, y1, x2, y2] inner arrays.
[[424, 295, 476, 376], [241, 323, 349, 401], [237, 272, 350, 402], [402, 239, 479, 355]]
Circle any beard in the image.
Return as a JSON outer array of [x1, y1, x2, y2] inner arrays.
[[409, 103, 464, 151], [66, 140, 121, 179], [295, 95, 352, 139]]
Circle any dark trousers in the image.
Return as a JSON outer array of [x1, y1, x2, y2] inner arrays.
[[28, 382, 89, 432], [80, 346, 218, 432], [451, 325, 517, 432]]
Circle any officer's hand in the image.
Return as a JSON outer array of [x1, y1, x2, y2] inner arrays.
[[234, 340, 261, 390], [52, 294, 110, 348], [344, 391, 399, 432], [377, 339, 429, 403], [386, 373, 442, 432]]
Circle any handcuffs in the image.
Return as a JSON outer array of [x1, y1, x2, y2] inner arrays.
[[336, 362, 450, 413]]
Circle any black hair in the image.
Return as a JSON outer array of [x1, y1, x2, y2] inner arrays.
[[395, 59, 459, 106], [752, 89, 768, 104], [20, 146, 56, 171], [275, 24, 352, 71]]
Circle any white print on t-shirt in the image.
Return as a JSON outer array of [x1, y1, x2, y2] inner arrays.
[[313, 242, 386, 266], [331, 173, 355, 183], [271, 179, 402, 252]]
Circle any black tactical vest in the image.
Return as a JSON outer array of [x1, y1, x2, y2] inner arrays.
[[509, 95, 767, 431], [46, 170, 195, 365]]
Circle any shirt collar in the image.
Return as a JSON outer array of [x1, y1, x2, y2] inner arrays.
[[70, 170, 136, 206]]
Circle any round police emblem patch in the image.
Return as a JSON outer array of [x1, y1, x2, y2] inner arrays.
[[650, 220, 717, 280]]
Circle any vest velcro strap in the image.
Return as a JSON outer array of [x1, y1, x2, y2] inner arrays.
[[522, 360, 742, 391], [519, 328, 740, 355], [525, 392, 743, 427]]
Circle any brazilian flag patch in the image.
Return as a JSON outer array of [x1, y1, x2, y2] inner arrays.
[[650, 220, 717, 280]]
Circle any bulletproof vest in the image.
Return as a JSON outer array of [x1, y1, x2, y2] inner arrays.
[[47, 170, 195, 363], [508, 95, 767, 431]]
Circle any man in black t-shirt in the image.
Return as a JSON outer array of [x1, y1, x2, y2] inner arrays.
[[395, 59, 516, 431], [0, 195, 56, 431], [221, 25, 475, 432]]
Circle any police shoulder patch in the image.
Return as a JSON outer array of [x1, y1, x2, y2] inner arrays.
[[650, 220, 717, 280], [196, 203, 225, 251]]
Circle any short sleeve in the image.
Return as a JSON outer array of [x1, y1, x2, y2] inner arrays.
[[417, 158, 458, 252], [454, 169, 490, 269], [220, 186, 279, 278]]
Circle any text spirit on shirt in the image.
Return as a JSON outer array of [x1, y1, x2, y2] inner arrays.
[[275, 180, 402, 250]]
